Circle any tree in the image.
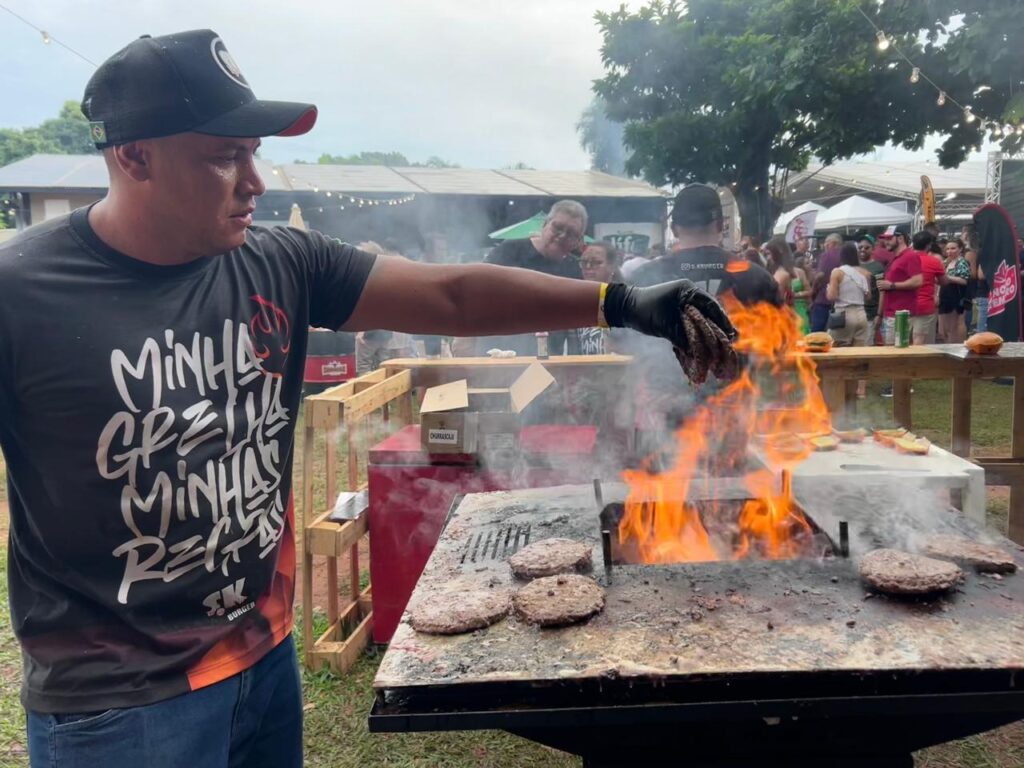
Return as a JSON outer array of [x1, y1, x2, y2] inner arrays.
[[0, 101, 95, 227], [0, 100, 95, 167], [313, 151, 459, 168], [593, 0, 1024, 238], [577, 97, 627, 176]]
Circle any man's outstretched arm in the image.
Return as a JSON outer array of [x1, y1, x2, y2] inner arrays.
[[341, 255, 736, 353], [343, 256, 600, 337]]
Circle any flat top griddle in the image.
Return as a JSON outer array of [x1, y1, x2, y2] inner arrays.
[[374, 484, 1024, 701]]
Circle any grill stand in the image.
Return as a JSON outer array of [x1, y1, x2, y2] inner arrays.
[[373, 692, 1022, 767]]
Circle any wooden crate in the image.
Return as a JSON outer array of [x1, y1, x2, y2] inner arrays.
[[301, 368, 413, 672]]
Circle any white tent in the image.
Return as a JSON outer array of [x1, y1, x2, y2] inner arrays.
[[814, 195, 913, 230], [772, 201, 827, 234]]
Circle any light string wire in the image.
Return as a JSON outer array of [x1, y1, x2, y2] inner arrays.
[[0, 2, 97, 67]]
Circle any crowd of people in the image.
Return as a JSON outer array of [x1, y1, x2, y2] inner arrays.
[[431, 199, 995, 374]]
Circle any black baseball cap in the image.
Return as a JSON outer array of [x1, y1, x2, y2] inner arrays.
[[671, 183, 723, 228], [82, 29, 317, 149]]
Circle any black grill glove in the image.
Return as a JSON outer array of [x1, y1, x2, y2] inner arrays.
[[603, 280, 736, 352]]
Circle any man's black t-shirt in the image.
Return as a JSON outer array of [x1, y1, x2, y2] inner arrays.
[[0, 209, 375, 712], [627, 246, 781, 405], [630, 245, 781, 306], [482, 238, 583, 355]]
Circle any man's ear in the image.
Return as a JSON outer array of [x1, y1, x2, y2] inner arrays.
[[110, 142, 152, 183]]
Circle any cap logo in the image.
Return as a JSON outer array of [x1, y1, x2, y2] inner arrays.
[[210, 36, 250, 90], [89, 122, 107, 144]]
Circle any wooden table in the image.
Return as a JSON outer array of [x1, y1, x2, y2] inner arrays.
[[383, 354, 633, 388], [809, 343, 1024, 543]]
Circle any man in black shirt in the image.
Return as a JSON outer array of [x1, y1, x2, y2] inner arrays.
[[629, 184, 780, 445], [632, 184, 781, 302], [481, 200, 587, 355], [0, 30, 734, 768]]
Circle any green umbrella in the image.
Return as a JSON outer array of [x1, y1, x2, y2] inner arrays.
[[488, 212, 595, 242]]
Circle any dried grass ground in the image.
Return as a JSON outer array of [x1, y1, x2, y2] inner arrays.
[[0, 383, 1022, 767]]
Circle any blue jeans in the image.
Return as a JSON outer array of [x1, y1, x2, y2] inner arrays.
[[27, 638, 302, 768], [810, 303, 831, 333]]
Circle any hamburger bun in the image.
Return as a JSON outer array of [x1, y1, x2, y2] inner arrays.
[[965, 332, 1003, 355], [803, 332, 833, 352]]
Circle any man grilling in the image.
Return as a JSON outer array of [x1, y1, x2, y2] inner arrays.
[[0, 30, 734, 768]]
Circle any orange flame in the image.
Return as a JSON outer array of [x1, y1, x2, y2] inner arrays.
[[619, 298, 830, 564]]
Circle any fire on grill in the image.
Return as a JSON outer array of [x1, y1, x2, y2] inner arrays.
[[618, 297, 833, 565], [599, 472, 838, 566]]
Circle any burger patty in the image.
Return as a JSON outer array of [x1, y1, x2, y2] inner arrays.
[[919, 534, 1017, 574], [860, 548, 963, 595], [513, 574, 605, 627], [508, 538, 593, 579], [408, 586, 511, 635]]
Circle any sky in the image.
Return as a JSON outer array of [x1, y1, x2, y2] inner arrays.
[[0, 0, 990, 171], [0, 0, 628, 169]]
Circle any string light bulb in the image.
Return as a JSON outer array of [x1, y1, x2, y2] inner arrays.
[[937, 91, 947, 106], [910, 67, 920, 84], [964, 107, 976, 124], [876, 31, 890, 51], [40, 31, 51, 44]]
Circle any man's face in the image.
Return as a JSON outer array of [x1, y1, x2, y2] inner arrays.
[[141, 133, 266, 255], [857, 241, 873, 262], [794, 237, 807, 253], [538, 213, 584, 259]]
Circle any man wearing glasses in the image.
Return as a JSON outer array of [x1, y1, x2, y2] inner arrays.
[[482, 200, 587, 355]]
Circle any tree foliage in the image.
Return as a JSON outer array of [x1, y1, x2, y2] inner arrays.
[[0, 100, 95, 167], [0, 101, 95, 227], [313, 150, 459, 167], [593, 0, 1024, 237], [577, 97, 628, 176]]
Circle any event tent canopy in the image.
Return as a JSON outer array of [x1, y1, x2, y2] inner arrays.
[[489, 213, 545, 240], [772, 201, 827, 234], [488, 213, 596, 242], [814, 195, 913, 230]]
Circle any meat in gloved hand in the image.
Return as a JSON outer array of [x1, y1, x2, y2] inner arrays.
[[602, 280, 738, 387], [678, 312, 710, 386], [684, 305, 740, 382]]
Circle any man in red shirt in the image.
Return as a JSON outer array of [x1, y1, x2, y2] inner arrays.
[[912, 230, 945, 344], [876, 230, 922, 345], [874, 232, 896, 268]]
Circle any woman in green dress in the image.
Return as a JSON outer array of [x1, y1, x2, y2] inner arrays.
[[765, 237, 811, 334]]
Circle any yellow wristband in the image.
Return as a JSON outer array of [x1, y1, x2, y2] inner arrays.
[[597, 282, 609, 328]]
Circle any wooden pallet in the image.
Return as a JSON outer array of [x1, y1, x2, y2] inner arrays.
[[301, 367, 413, 672]]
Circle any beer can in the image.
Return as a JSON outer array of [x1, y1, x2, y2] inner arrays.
[[535, 332, 549, 359], [894, 310, 911, 348]]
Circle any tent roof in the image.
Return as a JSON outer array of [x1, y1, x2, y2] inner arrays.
[[488, 212, 596, 242], [0, 153, 291, 191], [489, 213, 546, 240], [0, 154, 666, 200], [815, 195, 914, 229], [790, 159, 987, 199]]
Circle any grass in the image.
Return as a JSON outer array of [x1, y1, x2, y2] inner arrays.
[[0, 392, 1022, 767]]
